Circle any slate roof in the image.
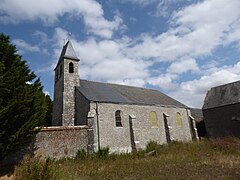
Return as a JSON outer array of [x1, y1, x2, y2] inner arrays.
[[76, 80, 187, 108], [54, 41, 79, 70], [190, 108, 203, 118], [203, 80, 240, 109]]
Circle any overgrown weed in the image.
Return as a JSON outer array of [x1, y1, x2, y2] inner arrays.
[[14, 137, 240, 179], [14, 156, 62, 180]]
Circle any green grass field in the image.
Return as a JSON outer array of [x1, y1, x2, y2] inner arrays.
[[13, 138, 240, 179]]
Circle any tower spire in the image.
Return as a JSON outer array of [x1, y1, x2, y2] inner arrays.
[[54, 40, 79, 70], [52, 40, 80, 126]]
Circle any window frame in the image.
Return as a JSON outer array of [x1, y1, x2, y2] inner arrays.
[[69, 62, 74, 73], [115, 110, 123, 127], [150, 111, 158, 128], [176, 112, 183, 127]]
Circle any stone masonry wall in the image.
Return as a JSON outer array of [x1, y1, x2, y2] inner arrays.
[[34, 126, 89, 159], [52, 62, 64, 126], [75, 88, 90, 125], [90, 102, 192, 153], [62, 59, 80, 126], [53, 58, 80, 126]]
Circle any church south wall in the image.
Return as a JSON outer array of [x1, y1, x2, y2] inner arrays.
[[91, 102, 192, 153]]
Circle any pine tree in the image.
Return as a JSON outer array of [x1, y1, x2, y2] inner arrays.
[[0, 33, 48, 160], [45, 95, 53, 126]]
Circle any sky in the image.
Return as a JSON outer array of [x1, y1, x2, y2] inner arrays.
[[1, 0, 240, 108]]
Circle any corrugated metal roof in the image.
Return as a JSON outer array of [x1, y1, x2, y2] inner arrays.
[[203, 80, 240, 109], [77, 80, 187, 108]]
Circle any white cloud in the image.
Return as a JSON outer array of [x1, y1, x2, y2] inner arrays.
[[120, 0, 240, 108], [111, 78, 146, 87], [29, 0, 240, 108], [122, 0, 188, 18], [88, 58, 150, 82], [148, 74, 178, 91], [0, 0, 123, 38], [33, 30, 49, 44], [12, 39, 41, 54], [167, 58, 199, 74], [129, 17, 137, 22], [72, 38, 151, 83], [169, 62, 240, 108], [125, 0, 240, 62], [222, 19, 240, 49], [120, 0, 158, 6], [47, 28, 151, 86]]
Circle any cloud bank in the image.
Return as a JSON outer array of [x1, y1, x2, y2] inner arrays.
[[0, 0, 123, 38], [4, 0, 240, 107]]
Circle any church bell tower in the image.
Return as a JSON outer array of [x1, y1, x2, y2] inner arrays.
[[52, 41, 80, 126]]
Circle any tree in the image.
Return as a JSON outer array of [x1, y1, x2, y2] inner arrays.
[[45, 95, 53, 126], [0, 33, 48, 160]]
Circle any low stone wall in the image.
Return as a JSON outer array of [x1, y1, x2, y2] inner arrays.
[[34, 126, 89, 159], [0, 126, 90, 166]]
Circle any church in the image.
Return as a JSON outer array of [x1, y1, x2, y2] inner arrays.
[[52, 40, 197, 153]]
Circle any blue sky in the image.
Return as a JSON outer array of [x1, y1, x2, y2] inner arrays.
[[1, 0, 240, 108]]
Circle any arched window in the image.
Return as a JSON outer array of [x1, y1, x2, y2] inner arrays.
[[115, 110, 123, 127], [69, 62, 74, 73], [150, 111, 158, 128], [176, 112, 183, 127]]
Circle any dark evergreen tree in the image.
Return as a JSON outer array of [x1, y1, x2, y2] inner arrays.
[[45, 95, 53, 126], [0, 33, 48, 160]]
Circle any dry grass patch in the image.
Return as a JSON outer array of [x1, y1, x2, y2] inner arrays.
[[13, 138, 240, 179]]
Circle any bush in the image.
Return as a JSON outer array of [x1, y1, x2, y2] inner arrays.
[[75, 149, 88, 160], [145, 141, 160, 153], [96, 147, 109, 159], [14, 157, 61, 180]]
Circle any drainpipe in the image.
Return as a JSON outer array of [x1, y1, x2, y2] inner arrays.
[[96, 102, 100, 151]]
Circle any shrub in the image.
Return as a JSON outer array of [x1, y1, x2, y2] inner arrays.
[[96, 147, 109, 159], [75, 149, 88, 160], [14, 157, 62, 179], [145, 141, 160, 153]]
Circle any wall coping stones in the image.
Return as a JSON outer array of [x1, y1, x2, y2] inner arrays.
[[36, 125, 89, 132]]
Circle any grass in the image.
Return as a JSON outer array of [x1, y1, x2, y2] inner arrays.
[[12, 138, 240, 179]]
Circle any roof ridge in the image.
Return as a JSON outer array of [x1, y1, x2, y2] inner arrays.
[[211, 80, 240, 89], [80, 79, 158, 91]]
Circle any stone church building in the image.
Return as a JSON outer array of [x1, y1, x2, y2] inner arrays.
[[52, 41, 197, 153]]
